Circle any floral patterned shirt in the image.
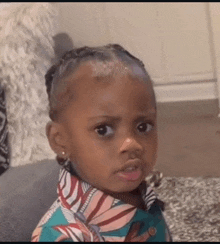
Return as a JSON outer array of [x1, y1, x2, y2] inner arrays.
[[31, 167, 172, 242]]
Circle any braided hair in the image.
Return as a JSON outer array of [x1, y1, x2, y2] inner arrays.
[[45, 44, 152, 121]]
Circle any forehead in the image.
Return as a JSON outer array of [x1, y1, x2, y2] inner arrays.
[[66, 62, 155, 114], [88, 59, 146, 80], [66, 58, 148, 83]]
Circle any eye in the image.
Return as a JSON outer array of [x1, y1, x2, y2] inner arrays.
[[137, 122, 153, 133], [95, 125, 114, 137]]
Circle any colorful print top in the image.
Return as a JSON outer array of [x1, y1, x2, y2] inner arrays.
[[31, 167, 172, 242]]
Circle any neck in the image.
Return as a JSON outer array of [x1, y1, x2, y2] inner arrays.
[[106, 186, 146, 211]]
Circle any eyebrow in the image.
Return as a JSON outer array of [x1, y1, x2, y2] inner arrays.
[[88, 115, 121, 123], [88, 110, 156, 122]]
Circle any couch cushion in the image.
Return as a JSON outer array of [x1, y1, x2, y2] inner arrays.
[[0, 3, 57, 167], [0, 159, 60, 242]]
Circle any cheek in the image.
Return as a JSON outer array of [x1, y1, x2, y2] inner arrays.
[[145, 133, 158, 158], [69, 132, 108, 164]]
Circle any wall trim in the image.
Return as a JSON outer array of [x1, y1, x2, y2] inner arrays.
[[153, 72, 214, 86], [154, 80, 218, 103]]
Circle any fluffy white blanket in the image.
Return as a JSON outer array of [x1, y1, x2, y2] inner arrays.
[[0, 3, 58, 166]]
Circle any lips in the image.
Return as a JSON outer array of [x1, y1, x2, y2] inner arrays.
[[116, 159, 143, 182]]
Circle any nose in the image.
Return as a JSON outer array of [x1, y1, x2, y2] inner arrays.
[[119, 137, 143, 156]]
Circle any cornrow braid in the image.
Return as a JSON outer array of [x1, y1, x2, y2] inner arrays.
[[45, 49, 76, 100], [105, 44, 146, 69], [45, 64, 57, 99]]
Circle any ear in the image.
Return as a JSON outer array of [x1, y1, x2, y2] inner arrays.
[[46, 121, 69, 158]]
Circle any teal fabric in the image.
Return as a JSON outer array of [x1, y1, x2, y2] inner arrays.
[[100, 202, 168, 242], [43, 208, 69, 227]]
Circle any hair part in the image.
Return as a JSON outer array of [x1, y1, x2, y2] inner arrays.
[[45, 44, 153, 121]]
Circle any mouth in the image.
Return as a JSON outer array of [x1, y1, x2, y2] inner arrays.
[[116, 159, 143, 182]]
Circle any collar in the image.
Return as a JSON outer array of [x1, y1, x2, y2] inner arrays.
[[57, 164, 158, 217]]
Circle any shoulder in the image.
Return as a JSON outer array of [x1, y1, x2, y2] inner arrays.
[[150, 200, 173, 242], [31, 224, 84, 242], [31, 216, 85, 242], [31, 200, 84, 242]]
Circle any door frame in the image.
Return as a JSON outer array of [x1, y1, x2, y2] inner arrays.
[[207, 2, 220, 116]]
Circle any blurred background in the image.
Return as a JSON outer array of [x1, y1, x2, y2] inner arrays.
[[55, 2, 220, 177]]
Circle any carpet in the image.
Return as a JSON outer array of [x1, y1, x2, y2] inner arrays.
[[155, 177, 220, 242]]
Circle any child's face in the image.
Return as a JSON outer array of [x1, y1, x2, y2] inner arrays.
[[60, 63, 157, 194]]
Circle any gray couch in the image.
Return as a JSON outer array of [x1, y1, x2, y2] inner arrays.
[[0, 159, 60, 241]]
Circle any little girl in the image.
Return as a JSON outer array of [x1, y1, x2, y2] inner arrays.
[[31, 44, 172, 242]]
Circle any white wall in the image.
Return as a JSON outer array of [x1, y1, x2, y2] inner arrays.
[[55, 2, 219, 103]]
